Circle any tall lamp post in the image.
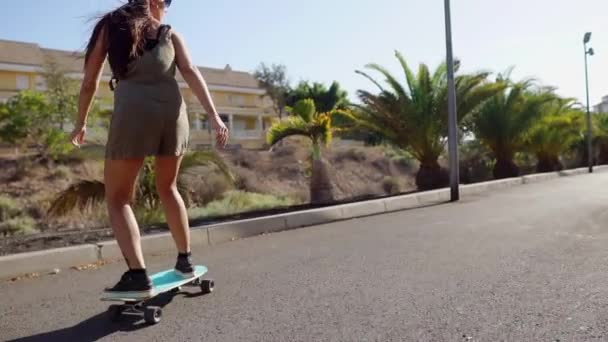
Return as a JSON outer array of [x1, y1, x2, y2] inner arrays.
[[584, 32, 594, 173], [444, 0, 459, 201]]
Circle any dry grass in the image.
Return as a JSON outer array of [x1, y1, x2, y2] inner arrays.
[[181, 165, 234, 206], [222, 138, 416, 203], [0, 141, 416, 242], [188, 191, 295, 219]]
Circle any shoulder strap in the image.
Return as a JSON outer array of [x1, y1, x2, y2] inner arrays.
[[157, 25, 172, 41]]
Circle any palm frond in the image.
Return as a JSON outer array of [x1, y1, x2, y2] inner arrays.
[[527, 105, 582, 157], [354, 52, 496, 166], [394, 51, 417, 95], [355, 70, 385, 92], [365, 63, 408, 99], [472, 77, 557, 160], [456, 75, 506, 122], [48, 180, 105, 217], [291, 99, 316, 123], [312, 113, 333, 146], [267, 116, 311, 146]]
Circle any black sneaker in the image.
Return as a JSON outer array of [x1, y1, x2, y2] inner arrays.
[[104, 270, 153, 299], [175, 253, 195, 278]]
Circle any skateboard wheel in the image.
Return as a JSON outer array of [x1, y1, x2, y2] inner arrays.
[[144, 306, 162, 325], [200, 279, 214, 294], [171, 286, 182, 293], [107, 305, 124, 322]]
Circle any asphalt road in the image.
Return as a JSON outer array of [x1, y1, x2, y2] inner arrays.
[[3, 172, 608, 341]]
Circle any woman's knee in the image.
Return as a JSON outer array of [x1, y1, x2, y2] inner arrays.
[[156, 182, 178, 200], [106, 188, 132, 207]]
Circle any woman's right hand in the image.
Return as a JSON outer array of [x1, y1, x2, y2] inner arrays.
[[70, 122, 87, 147], [212, 117, 229, 148]]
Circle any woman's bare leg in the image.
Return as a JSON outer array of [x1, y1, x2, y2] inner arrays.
[[155, 155, 190, 254], [104, 158, 146, 269]]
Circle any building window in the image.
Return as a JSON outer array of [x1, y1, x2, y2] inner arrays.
[[16, 75, 29, 90], [236, 96, 245, 106], [227, 95, 234, 105], [233, 119, 246, 131], [194, 118, 202, 131]]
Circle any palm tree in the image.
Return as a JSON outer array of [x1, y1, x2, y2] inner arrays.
[[267, 99, 337, 204], [48, 150, 235, 217], [286, 81, 349, 112], [526, 99, 582, 172], [338, 51, 503, 190], [592, 112, 608, 165], [472, 76, 555, 179]]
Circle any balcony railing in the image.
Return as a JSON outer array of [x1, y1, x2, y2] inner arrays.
[[191, 129, 264, 140], [232, 130, 264, 140]]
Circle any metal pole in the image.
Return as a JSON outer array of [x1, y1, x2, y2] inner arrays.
[[584, 44, 593, 173], [444, 0, 459, 201]]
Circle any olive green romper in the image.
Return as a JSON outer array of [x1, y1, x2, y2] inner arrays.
[[106, 25, 189, 160]]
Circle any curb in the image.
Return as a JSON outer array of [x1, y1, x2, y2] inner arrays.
[[0, 245, 98, 280], [1, 166, 606, 280], [208, 215, 287, 245]]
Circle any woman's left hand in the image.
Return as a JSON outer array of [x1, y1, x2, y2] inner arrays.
[[70, 123, 87, 147], [212, 118, 229, 148]]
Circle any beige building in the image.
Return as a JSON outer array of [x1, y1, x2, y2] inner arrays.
[[0, 39, 275, 149], [594, 95, 608, 113]]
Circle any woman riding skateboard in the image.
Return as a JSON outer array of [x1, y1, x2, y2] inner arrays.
[[71, 0, 229, 298]]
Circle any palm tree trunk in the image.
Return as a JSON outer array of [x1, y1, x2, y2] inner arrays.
[[493, 158, 519, 179], [579, 139, 598, 168], [597, 140, 608, 165], [309, 143, 334, 204], [415, 160, 449, 190], [536, 155, 563, 173]]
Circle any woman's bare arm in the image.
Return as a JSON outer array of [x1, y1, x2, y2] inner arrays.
[[172, 31, 228, 146], [71, 25, 107, 145]]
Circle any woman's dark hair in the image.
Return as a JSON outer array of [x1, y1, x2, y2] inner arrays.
[[85, 0, 153, 79]]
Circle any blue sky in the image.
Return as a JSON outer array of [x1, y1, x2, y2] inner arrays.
[[1, 0, 607, 105]]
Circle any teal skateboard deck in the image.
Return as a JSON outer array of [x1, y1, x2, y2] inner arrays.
[[102, 265, 214, 324]]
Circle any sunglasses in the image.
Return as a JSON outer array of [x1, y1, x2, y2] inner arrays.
[[164, 0, 172, 8]]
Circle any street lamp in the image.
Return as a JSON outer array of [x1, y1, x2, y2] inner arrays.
[[584, 32, 594, 173], [444, 0, 459, 201]]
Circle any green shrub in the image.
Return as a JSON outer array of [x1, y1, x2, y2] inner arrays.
[[189, 191, 294, 219], [0, 196, 20, 221], [514, 152, 536, 175], [45, 128, 74, 161], [382, 177, 401, 195], [0, 216, 38, 236], [134, 207, 165, 227], [383, 146, 416, 169], [0, 196, 38, 236]]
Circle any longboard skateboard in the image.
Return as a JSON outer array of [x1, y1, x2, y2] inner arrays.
[[101, 265, 214, 324]]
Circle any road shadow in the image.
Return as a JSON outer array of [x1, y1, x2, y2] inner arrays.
[[8, 291, 183, 342]]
